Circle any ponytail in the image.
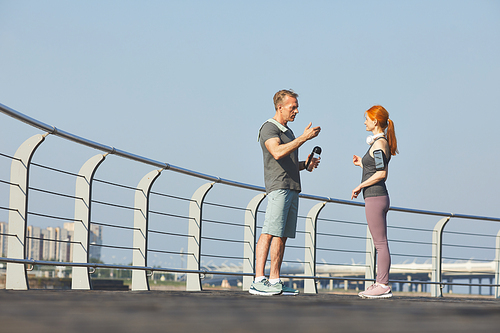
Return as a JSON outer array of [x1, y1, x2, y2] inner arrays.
[[386, 118, 398, 156]]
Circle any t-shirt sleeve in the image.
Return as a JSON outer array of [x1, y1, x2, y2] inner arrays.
[[259, 122, 280, 144]]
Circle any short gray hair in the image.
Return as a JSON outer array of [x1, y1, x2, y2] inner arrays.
[[273, 89, 298, 110]]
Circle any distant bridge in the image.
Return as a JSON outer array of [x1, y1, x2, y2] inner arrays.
[[200, 260, 498, 295]]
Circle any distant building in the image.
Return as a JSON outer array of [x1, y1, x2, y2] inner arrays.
[[27, 226, 43, 260], [0, 221, 102, 262], [43, 227, 57, 261], [58, 224, 73, 263], [89, 224, 103, 262]]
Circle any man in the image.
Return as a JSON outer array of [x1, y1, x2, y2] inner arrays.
[[250, 89, 321, 296]]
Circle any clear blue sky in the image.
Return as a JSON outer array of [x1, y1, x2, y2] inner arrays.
[[1, 1, 499, 266]]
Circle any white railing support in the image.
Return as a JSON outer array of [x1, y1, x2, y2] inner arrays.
[[495, 229, 500, 298], [431, 216, 451, 297], [72, 154, 106, 290], [242, 192, 266, 291], [131, 169, 163, 291], [186, 182, 214, 291], [6, 134, 47, 290], [304, 202, 326, 294]]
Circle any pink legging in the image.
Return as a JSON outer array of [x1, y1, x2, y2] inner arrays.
[[365, 195, 391, 285]]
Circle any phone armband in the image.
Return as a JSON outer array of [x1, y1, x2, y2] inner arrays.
[[373, 149, 387, 171]]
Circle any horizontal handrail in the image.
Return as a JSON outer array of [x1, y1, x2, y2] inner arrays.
[[0, 102, 261, 190], [1, 257, 497, 289], [2, 102, 499, 222]]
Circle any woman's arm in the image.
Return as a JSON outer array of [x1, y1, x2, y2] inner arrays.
[[352, 139, 390, 199], [351, 169, 388, 199]]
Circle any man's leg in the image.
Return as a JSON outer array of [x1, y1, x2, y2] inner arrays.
[[250, 233, 282, 295], [268, 190, 299, 296], [269, 236, 287, 280], [255, 233, 273, 278]]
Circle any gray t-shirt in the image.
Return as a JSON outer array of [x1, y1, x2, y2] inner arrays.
[[361, 137, 391, 198], [259, 119, 301, 194]]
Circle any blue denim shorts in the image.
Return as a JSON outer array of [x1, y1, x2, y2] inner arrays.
[[261, 189, 299, 238]]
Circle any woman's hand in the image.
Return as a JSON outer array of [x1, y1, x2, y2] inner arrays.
[[353, 155, 362, 167], [351, 185, 362, 200]]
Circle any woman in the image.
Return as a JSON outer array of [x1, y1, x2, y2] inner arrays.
[[351, 105, 398, 299]]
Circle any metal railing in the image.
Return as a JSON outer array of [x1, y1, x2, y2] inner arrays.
[[1, 101, 499, 297]]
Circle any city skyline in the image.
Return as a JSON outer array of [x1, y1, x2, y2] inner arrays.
[[0, 221, 102, 263]]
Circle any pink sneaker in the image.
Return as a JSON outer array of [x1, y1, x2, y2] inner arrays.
[[358, 283, 376, 297], [359, 284, 392, 299]]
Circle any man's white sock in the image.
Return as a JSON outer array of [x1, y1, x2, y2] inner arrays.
[[269, 278, 280, 284], [254, 276, 266, 283]]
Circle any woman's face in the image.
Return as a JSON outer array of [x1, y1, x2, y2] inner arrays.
[[364, 114, 376, 132]]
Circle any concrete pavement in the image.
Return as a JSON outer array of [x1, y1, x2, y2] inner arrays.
[[0, 290, 499, 332]]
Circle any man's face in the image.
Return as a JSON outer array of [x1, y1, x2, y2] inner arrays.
[[279, 95, 299, 123]]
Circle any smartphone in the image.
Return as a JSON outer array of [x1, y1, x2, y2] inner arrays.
[[373, 150, 386, 171]]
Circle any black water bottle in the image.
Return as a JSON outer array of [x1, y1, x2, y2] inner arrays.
[[305, 146, 322, 171]]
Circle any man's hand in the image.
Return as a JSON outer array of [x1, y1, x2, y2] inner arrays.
[[306, 154, 321, 172], [302, 122, 321, 140]]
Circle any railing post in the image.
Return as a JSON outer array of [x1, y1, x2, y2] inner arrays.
[[6, 133, 47, 290], [364, 226, 376, 290], [242, 192, 266, 291], [431, 216, 451, 297], [495, 229, 500, 298], [131, 169, 163, 291], [186, 182, 214, 291], [304, 202, 326, 294], [72, 154, 106, 290]]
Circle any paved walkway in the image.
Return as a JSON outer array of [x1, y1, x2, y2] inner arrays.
[[0, 290, 499, 332]]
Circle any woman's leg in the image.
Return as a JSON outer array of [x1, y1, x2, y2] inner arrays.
[[364, 196, 391, 284]]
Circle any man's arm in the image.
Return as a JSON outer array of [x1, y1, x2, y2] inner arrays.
[[265, 122, 321, 160]]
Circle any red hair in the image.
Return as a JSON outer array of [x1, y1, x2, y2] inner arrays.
[[365, 105, 398, 156]]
